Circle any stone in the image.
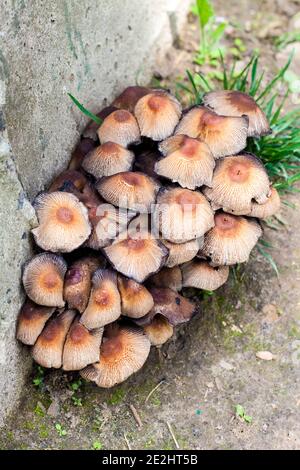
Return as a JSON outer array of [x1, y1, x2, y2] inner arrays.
[[256, 351, 274, 361]]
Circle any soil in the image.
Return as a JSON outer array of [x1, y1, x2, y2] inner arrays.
[[1, 0, 299, 450]]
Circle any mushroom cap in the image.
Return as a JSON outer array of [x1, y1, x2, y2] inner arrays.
[[118, 275, 154, 318], [68, 138, 98, 170], [80, 325, 151, 388], [104, 230, 169, 283], [83, 106, 118, 141], [134, 90, 182, 141], [175, 106, 249, 158], [154, 187, 214, 243], [203, 90, 271, 137], [96, 172, 160, 212], [156, 135, 215, 189], [112, 86, 151, 112], [62, 318, 103, 371], [63, 256, 104, 313], [48, 170, 88, 193], [161, 237, 203, 267], [143, 314, 174, 346], [181, 260, 229, 290], [80, 269, 121, 329], [22, 253, 67, 307], [16, 298, 56, 346], [32, 309, 76, 369], [149, 266, 183, 292], [203, 153, 270, 215], [32, 192, 91, 252], [82, 142, 134, 178], [247, 186, 280, 219], [202, 211, 262, 265], [97, 109, 141, 147]]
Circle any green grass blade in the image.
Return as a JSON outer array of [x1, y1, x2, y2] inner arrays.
[[68, 93, 103, 125], [256, 54, 293, 102], [257, 245, 279, 277]]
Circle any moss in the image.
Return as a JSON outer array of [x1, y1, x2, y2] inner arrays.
[[288, 324, 300, 339], [107, 387, 126, 405]]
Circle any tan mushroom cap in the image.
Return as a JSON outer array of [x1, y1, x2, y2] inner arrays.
[[16, 299, 56, 346], [82, 142, 134, 178], [154, 187, 214, 243], [118, 275, 154, 318], [203, 90, 271, 137], [156, 135, 215, 189], [247, 186, 280, 219], [181, 260, 229, 290], [62, 318, 103, 371], [83, 106, 118, 141], [175, 106, 248, 158], [32, 192, 91, 253], [104, 230, 169, 283], [134, 91, 182, 141], [203, 153, 270, 215], [149, 266, 183, 292], [202, 211, 262, 265], [143, 314, 174, 346], [81, 325, 151, 388], [96, 171, 160, 213], [161, 237, 203, 268], [32, 309, 76, 369], [22, 253, 67, 307], [97, 109, 141, 147], [112, 86, 151, 112], [80, 269, 121, 329], [68, 138, 98, 170]]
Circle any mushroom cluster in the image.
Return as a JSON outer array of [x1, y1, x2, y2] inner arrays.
[[17, 86, 280, 388]]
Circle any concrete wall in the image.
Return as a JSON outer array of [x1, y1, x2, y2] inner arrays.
[[0, 0, 190, 426]]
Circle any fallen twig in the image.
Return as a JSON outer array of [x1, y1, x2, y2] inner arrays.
[[124, 433, 131, 450], [166, 421, 179, 449], [129, 404, 143, 428], [145, 379, 165, 404]]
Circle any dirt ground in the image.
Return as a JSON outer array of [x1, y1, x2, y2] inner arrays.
[[1, 0, 299, 450]]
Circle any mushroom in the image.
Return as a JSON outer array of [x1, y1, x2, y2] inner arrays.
[[175, 106, 249, 158], [149, 266, 182, 292], [62, 317, 103, 371], [103, 230, 168, 283], [181, 260, 229, 290], [68, 138, 98, 170], [202, 211, 262, 265], [96, 172, 160, 212], [112, 86, 151, 112], [22, 253, 67, 307], [48, 170, 88, 193], [64, 255, 105, 313], [154, 187, 214, 243], [32, 309, 76, 368], [247, 186, 280, 219], [97, 109, 141, 147], [82, 142, 134, 178], [203, 90, 271, 137], [161, 237, 203, 268], [80, 324, 151, 388], [134, 149, 161, 179], [32, 192, 91, 252], [80, 269, 121, 329], [134, 90, 182, 141], [143, 314, 174, 346], [156, 134, 215, 189], [117, 275, 154, 318], [83, 105, 118, 141], [203, 153, 270, 215], [16, 298, 56, 345]]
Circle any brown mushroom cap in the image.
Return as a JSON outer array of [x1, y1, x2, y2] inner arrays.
[[48, 170, 88, 193], [143, 314, 174, 346], [181, 260, 229, 290], [118, 275, 154, 318], [161, 237, 203, 267], [134, 91, 182, 141], [80, 325, 151, 388], [32, 309, 76, 369], [104, 230, 169, 283], [149, 266, 183, 292], [83, 106, 118, 141], [16, 298, 56, 346], [154, 187, 214, 243], [32, 192, 91, 252], [156, 135, 215, 189], [202, 211, 262, 265], [203, 153, 270, 215], [203, 90, 271, 137], [68, 138, 98, 170], [82, 142, 134, 178], [96, 172, 160, 212], [112, 86, 151, 112], [247, 186, 280, 219], [175, 106, 248, 158], [80, 269, 121, 329], [97, 109, 141, 147], [22, 253, 67, 307], [62, 317, 103, 371]]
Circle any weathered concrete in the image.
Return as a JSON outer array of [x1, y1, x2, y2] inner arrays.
[[0, 0, 190, 426]]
